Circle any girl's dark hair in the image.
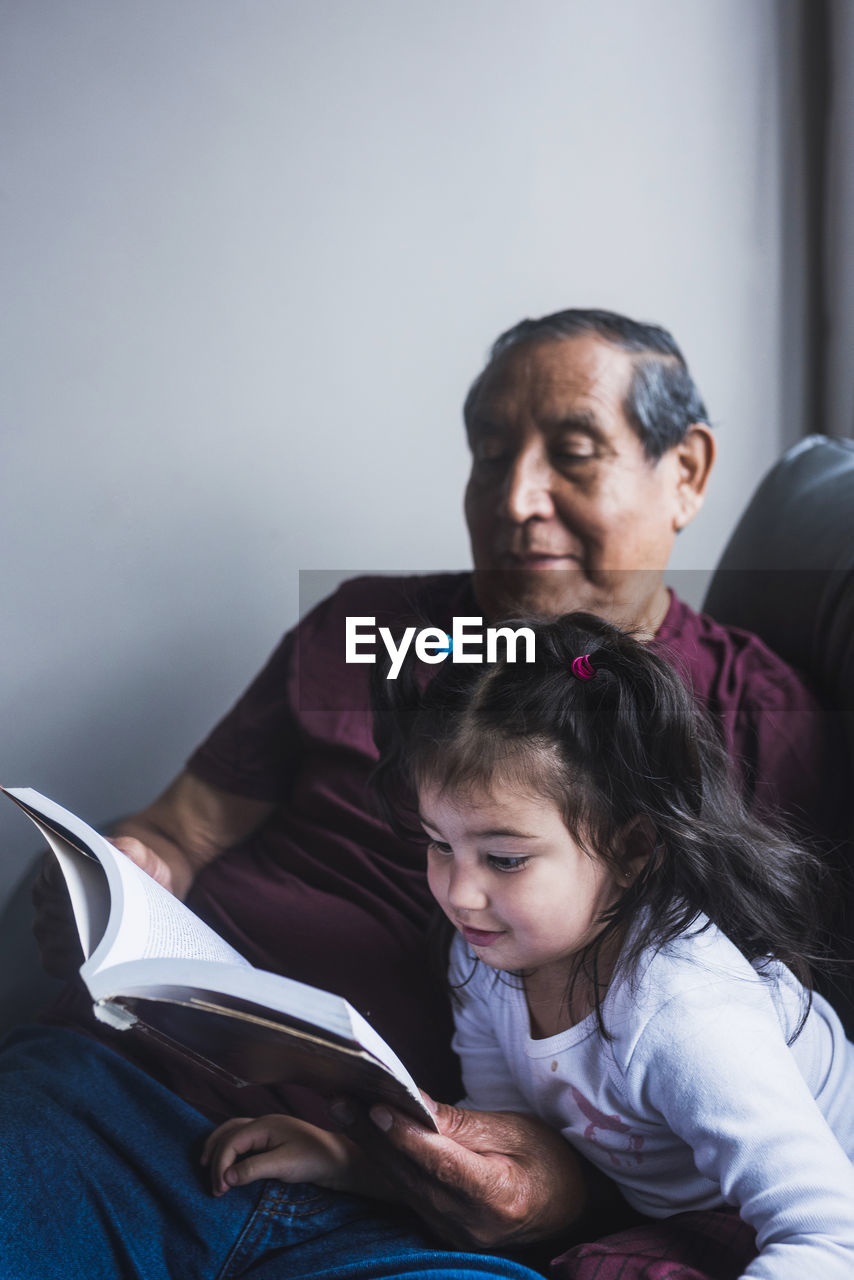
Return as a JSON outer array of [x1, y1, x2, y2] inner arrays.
[[370, 612, 826, 1039]]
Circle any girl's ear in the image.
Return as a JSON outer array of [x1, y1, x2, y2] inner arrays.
[[617, 815, 656, 883]]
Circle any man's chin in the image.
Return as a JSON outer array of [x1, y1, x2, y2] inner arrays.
[[472, 567, 604, 622], [471, 567, 666, 629]]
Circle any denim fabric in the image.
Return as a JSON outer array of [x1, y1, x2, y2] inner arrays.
[[0, 1026, 543, 1280]]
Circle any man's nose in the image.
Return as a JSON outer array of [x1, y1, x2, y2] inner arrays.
[[500, 444, 555, 523], [447, 863, 489, 913]]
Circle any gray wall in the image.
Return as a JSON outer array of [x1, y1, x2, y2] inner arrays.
[[1, 0, 788, 896]]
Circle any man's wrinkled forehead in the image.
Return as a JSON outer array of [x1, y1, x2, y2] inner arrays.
[[465, 335, 637, 436]]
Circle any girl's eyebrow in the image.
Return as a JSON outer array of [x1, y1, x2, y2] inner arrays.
[[419, 816, 540, 841], [470, 827, 540, 840]]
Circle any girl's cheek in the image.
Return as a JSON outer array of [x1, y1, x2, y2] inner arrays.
[[426, 859, 447, 906]]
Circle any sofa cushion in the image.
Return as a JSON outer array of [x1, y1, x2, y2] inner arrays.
[[703, 435, 854, 756]]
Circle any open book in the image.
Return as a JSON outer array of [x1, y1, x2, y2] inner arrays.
[[3, 786, 436, 1128]]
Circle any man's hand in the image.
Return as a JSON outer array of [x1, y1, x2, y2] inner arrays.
[[332, 1095, 589, 1250], [108, 836, 176, 893]]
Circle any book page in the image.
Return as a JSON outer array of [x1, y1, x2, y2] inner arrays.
[[41, 823, 111, 960], [346, 1003, 425, 1104], [102, 853, 249, 968], [3, 787, 249, 975]]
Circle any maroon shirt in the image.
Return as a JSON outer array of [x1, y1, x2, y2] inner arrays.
[[651, 590, 837, 834], [46, 574, 838, 1120]]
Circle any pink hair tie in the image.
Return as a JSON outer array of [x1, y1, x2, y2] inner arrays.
[[571, 654, 596, 681]]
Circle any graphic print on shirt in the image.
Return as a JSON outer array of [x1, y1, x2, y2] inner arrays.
[[570, 1084, 645, 1168]]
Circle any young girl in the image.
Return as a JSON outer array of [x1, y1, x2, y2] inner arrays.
[[203, 612, 854, 1278]]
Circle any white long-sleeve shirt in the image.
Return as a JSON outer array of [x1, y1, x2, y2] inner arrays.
[[449, 921, 854, 1280]]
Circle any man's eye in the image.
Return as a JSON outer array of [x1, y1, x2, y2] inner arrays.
[[553, 449, 593, 465], [473, 446, 508, 466], [488, 855, 529, 873]]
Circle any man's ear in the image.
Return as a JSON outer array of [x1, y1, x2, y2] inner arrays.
[[672, 424, 716, 532]]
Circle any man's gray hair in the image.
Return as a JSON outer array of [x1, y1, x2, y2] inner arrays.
[[464, 308, 710, 460]]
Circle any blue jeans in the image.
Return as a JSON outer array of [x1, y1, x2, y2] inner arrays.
[[0, 1026, 546, 1279]]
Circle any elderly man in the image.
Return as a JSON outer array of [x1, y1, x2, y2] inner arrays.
[[461, 310, 825, 825], [18, 310, 830, 1280]]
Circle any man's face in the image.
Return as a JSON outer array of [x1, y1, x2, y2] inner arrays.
[[464, 335, 693, 626]]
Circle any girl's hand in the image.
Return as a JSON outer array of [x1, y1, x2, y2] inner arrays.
[[201, 1115, 354, 1197]]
